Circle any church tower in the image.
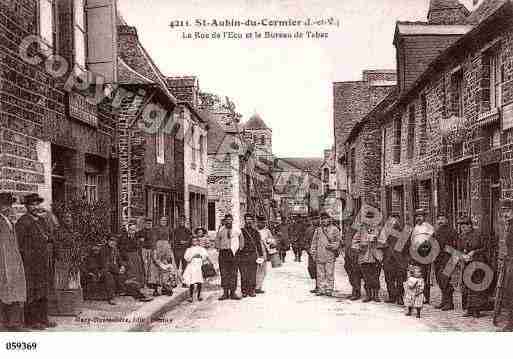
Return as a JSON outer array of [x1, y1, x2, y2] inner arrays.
[[243, 113, 272, 161]]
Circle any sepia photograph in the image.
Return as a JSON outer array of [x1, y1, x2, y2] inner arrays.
[[1, 0, 513, 354]]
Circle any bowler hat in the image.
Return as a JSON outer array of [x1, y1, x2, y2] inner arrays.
[[390, 211, 401, 218], [320, 212, 330, 219], [223, 214, 233, 220], [0, 192, 16, 206], [22, 193, 44, 205]]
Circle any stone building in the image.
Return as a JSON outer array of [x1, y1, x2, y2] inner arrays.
[[0, 0, 118, 225], [273, 158, 323, 218], [333, 69, 397, 213], [166, 76, 208, 230], [115, 20, 178, 228]]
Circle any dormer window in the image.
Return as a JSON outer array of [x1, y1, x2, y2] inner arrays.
[[451, 69, 464, 117]]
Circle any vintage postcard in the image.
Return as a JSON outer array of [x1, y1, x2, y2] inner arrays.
[[1, 0, 513, 350]]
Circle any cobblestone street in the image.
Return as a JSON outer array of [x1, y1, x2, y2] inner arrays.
[[150, 253, 498, 332]]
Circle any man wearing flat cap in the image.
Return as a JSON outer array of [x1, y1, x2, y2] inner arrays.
[[15, 193, 56, 329], [0, 193, 26, 331], [410, 208, 434, 304], [342, 212, 362, 300]]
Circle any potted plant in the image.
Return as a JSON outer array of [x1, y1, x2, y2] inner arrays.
[[50, 200, 111, 316]]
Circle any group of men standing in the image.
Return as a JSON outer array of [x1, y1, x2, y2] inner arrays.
[[215, 213, 275, 299], [0, 192, 57, 331]]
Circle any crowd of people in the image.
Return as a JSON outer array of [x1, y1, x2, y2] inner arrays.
[[3, 189, 513, 332]]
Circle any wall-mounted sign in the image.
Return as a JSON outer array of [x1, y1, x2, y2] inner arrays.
[[68, 92, 98, 127], [502, 102, 513, 131]]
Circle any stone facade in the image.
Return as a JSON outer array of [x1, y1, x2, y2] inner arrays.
[[0, 0, 116, 224]]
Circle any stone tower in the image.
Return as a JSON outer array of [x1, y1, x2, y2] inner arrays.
[[243, 113, 272, 161]]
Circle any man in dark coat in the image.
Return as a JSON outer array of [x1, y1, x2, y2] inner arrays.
[[237, 213, 264, 298], [171, 215, 192, 277], [342, 214, 361, 300], [15, 193, 56, 330], [292, 217, 307, 262], [433, 214, 459, 311], [380, 212, 409, 305], [137, 218, 156, 287], [304, 212, 319, 293]]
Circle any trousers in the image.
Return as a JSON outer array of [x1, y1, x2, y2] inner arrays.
[[317, 262, 335, 294], [238, 252, 257, 294], [173, 248, 187, 274], [383, 256, 406, 300], [218, 249, 238, 291], [256, 261, 268, 290], [361, 262, 380, 291], [307, 253, 317, 280], [344, 253, 362, 294], [0, 301, 24, 330]]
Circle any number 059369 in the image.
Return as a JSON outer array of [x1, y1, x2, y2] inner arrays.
[[5, 342, 37, 351]]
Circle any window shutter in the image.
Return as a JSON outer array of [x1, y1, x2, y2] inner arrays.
[[85, 0, 117, 83]]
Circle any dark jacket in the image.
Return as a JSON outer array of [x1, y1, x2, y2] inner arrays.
[[15, 213, 52, 302], [171, 226, 192, 250], [433, 224, 458, 269], [238, 227, 264, 257], [136, 229, 157, 249]]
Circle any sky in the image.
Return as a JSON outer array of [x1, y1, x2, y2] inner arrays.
[[117, 0, 481, 158]]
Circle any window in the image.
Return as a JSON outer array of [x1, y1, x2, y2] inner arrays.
[[85, 173, 98, 203], [419, 94, 427, 156], [407, 104, 416, 159], [451, 69, 464, 117], [74, 0, 86, 69], [39, 0, 55, 54], [260, 135, 266, 146], [482, 46, 503, 111], [156, 131, 165, 164], [208, 201, 216, 231], [152, 192, 170, 224], [323, 168, 330, 183], [393, 117, 402, 164]]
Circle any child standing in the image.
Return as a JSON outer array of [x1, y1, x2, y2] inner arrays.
[[183, 237, 209, 302], [403, 265, 425, 318]]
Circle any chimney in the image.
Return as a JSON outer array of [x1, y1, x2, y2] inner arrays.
[[427, 0, 470, 24]]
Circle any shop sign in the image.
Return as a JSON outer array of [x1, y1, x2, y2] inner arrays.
[[68, 92, 98, 127]]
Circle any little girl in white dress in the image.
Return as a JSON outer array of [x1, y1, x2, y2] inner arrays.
[[403, 265, 425, 318], [183, 237, 209, 302]]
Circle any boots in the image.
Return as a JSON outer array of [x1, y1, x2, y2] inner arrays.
[[350, 289, 361, 301], [230, 289, 241, 300]]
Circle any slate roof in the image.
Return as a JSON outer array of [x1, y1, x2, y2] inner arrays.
[[428, 0, 470, 14], [244, 113, 270, 130], [466, 0, 509, 24], [276, 158, 324, 174], [117, 24, 176, 105], [117, 56, 153, 85], [396, 22, 472, 35]]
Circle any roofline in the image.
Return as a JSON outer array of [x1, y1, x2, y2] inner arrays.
[[427, 4, 470, 19], [177, 101, 207, 125], [346, 89, 398, 144], [388, 1, 513, 119]]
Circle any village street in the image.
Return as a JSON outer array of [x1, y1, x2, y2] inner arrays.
[[149, 253, 497, 332]]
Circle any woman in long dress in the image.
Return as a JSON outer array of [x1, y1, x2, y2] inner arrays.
[[459, 216, 488, 318], [119, 223, 145, 286], [147, 236, 176, 296], [183, 237, 209, 302]]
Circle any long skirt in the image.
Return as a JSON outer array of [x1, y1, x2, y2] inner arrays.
[[126, 251, 145, 285]]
